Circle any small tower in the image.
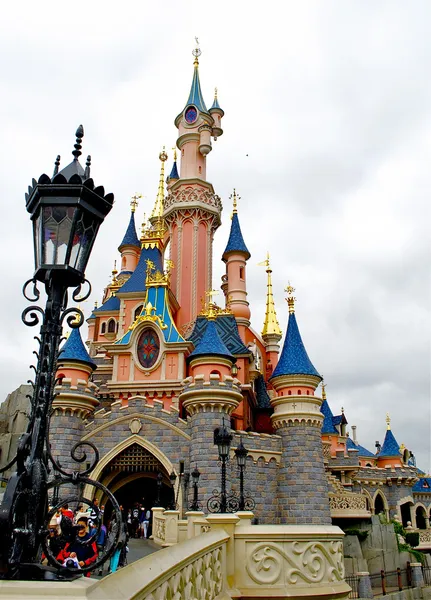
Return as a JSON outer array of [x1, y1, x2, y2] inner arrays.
[[164, 43, 223, 327], [270, 285, 331, 524], [260, 253, 282, 378], [376, 414, 403, 468], [222, 190, 251, 336], [180, 310, 242, 505], [50, 326, 98, 474], [118, 195, 142, 273], [209, 88, 224, 140]]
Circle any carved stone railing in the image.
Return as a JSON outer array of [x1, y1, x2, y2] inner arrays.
[[323, 441, 332, 462], [329, 492, 371, 518], [152, 508, 182, 547], [417, 529, 431, 549]]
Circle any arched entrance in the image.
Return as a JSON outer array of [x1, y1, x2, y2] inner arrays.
[[87, 437, 178, 525], [400, 501, 413, 527], [374, 493, 385, 516]]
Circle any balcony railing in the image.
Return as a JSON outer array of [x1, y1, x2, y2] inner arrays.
[[329, 492, 371, 518]]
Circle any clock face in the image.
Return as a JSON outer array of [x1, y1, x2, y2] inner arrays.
[[185, 106, 198, 124], [137, 328, 160, 369]]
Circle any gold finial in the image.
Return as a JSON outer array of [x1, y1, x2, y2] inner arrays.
[[386, 413, 391, 430], [151, 148, 167, 221], [285, 282, 296, 314], [230, 189, 239, 216], [260, 252, 282, 338], [172, 146, 177, 161], [321, 381, 326, 400], [341, 406, 345, 414], [130, 193, 142, 213], [214, 87, 218, 99], [192, 37, 201, 66], [94, 301, 98, 309]]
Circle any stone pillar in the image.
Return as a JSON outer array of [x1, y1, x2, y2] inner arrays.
[[410, 563, 424, 588], [357, 572, 373, 598], [271, 374, 331, 525]]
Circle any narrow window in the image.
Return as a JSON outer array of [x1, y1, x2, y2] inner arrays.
[[239, 267, 244, 280], [101, 322, 106, 334], [107, 319, 116, 333]]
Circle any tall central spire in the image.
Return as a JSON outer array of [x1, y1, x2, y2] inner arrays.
[[151, 148, 167, 221], [261, 253, 282, 338]]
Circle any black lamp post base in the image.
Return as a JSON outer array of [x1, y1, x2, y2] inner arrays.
[[11, 563, 83, 582]]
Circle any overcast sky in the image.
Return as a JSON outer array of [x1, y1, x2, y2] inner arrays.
[[0, 1, 429, 470]]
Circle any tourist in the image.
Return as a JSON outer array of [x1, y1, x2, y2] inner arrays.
[[56, 516, 98, 574]]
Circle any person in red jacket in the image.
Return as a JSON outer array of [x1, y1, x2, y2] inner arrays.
[[57, 516, 97, 573]]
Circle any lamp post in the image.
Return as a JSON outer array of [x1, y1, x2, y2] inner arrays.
[[213, 419, 233, 513], [169, 471, 177, 509], [0, 126, 116, 580], [155, 472, 164, 507], [189, 466, 201, 511], [234, 439, 248, 511]]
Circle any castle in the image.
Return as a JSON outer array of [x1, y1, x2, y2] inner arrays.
[[1, 45, 430, 540]]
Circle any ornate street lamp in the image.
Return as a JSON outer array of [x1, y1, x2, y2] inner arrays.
[[0, 127, 120, 580], [169, 471, 177, 509], [155, 471, 164, 507], [234, 439, 248, 510], [213, 419, 232, 513], [189, 466, 201, 511]]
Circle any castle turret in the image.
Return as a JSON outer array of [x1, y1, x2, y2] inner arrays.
[[376, 414, 402, 468], [209, 88, 224, 140], [222, 190, 251, 335], [260, 252, 282, 377], [270, 285, 330, 524], [180, 309, 242, 505], [164, 43, 223, 327], [50, 325, 99, 479], [118, 196, 141, 273]]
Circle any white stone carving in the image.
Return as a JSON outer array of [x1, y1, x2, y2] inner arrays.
[[144, 547, 223, 600], [129, 418, 142, 434], [245, 540, 344, 586]]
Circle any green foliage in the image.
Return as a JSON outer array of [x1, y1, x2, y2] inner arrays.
[[344, 528, 369, 542], [405, 532, 420, 548], [392, 520, 406, 538], [398, 542, 425, 564]]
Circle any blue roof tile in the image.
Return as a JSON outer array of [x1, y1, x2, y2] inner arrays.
[[94, 294, 120, 313], [271, 312, 321, 379], [413, 477, 431, 493], [222, 213, 250, 261], [189, 319, 234, 361], [185, 65, 208, 114], [59, 327, 96, 369], [346, 436, 375, 458], [320, 399, 338, 434], [378, 429, 401, 458], [188, 314, 250, 355], [169, 161, 179, 180], [255, 374, 272, 409], [210, 95, 222, 111], [119, 246, 163, 294], [118, 211, 140, 249]]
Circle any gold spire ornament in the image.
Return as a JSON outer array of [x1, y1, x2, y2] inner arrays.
[[285, 282, 296, 314], [192, 37, 201, 66], [321, 381, 327, 401], [172, 146, 177, 161], [151, 148, 168, 220], [259, 252, 282, 338], [130, 193, 142, 213], [386, 413, 391, 430], [230, 189, 239, 217]]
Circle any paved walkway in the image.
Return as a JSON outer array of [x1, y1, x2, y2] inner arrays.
[[94, 538, 160, 579]]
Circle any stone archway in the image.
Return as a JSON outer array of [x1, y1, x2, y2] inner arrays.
[[84, 434, 181, 510], [415, 504, 427, 529], [373, 490, 389, 521]]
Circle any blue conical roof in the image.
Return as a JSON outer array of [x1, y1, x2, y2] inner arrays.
[[210, 95, 221, 110], [321, 399, 338, 434], [188, 319, 234, 361], [119, 246, 163, 294], [378, 429, 401, 458], [94, 294, 120, 313], [169, 160, 179, 180], [222, 213, 250, 261], [185, 64, 208, 114], [118, 211, 140, 249], [271, 312, 321, 379], [346, 436, 375, 458], [59, 327, 96, 370]]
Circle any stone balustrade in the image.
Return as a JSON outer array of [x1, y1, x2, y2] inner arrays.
[[329, 492, 371, 518], [417, 528, 431, 549]]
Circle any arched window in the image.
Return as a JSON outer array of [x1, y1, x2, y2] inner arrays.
[[210, 370, 221, 377], [297, 390, 302, 395], [374, 493, 385, 516], [239, 267, 244, 280], [416, 506, 427, 529], [101, 322, 106, 334], [134, 305, 143, 321], [107, 319, 116, 333]]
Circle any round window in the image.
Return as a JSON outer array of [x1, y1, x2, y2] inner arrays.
[[137, 328, 160, 369], [185, 106, 198, 124]]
